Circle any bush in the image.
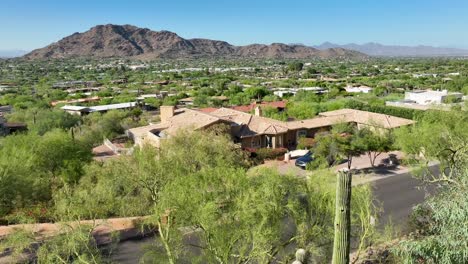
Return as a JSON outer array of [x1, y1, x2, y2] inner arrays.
[[254, 147, 288, 162], [344, 99, 424, 120], [297, 137, 315, 149]]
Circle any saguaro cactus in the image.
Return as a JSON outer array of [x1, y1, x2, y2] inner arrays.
[[332, 170, 352, 264]]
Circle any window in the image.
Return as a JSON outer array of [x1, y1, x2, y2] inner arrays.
[[297, 130, 307, 138], [251, 137, 261, 148]]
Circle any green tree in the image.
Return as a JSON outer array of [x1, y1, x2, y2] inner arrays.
[[355, 128, 395, 167], [7, 108, 80, 135], [394, 110, 467, 184], [0, 133, 49, 219], [312, 123, 367, 169], [35, 129, 92, 183], [391, 109, 468, 263], [288, 62, 304, 72], [244, 87, 269, 101]]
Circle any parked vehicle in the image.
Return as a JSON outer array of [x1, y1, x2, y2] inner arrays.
[[295, 151, 313, 169]]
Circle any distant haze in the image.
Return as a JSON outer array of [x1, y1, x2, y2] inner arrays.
[[0, 50, 29, 58], [314, 42, 468, 57]]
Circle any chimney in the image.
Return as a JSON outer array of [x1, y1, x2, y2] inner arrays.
[[254, 106, 262, 116], [160, 105, 175, 123]]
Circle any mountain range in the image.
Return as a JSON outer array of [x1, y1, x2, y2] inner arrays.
[[24, 24, 365, 60], [314, 42, 468, 57]]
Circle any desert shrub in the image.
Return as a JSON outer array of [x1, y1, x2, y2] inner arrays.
[[254, 147, 288, 162], [297, 137, 315, 149]]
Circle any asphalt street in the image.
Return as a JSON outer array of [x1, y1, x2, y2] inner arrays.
[[371, 170, 436, 229]]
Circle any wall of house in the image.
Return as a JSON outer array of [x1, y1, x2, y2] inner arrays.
[[65, 110, 83, 116], [142, 132, 162, 148], [241, 136, 263, 149], [160, 105, 175, 122], [286, 127, 330, 147], [405, 92, 446, 105], [240, 134, 288, 149]]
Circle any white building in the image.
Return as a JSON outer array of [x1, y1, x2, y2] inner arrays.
[[447, 72, 460, 76], [61, 102, 137, 115], [404, 90, 463, 105], [272, 87, 328, 98], [344, 85, 373, 94], [412, 73, 438, 78]]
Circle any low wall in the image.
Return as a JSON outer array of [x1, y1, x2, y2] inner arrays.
[[0, 216, 152, 263], [0, 216, 149, 242]]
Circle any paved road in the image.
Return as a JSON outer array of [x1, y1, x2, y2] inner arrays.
[[371, 170, 436, 229]]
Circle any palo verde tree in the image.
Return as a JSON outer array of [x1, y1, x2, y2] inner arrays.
[[147, 166, 375, 264], [354, 128, 395, 167], [391, 109, 468, 263], [394, 109, 468, 184], [312, 122, 368, 170]]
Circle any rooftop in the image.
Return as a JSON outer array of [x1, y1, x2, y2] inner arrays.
[[128, 107, 415, 141], [61, 102, 137, 112]]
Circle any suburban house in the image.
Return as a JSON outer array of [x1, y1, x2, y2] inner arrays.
[[344, 85, 374, 93], [403, 89, 463, 105], [272, 87, 328, 98], [127, 106, 414, 149], [386, 89, 465, 110], [66, 87, 101, 95], [61, 102, 137, 115], [92, 136, 133, 161], [0, 105, 27, 135], [178, 96, 229, 106]]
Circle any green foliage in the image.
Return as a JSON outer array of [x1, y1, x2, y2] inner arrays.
[[391, 109, 468, 263], [297, 136, 315, 150], [287, 101, 320, 119], [35, 129, 92, 181], [260, 106, 288, 121], [0, 229, 35, 260], [353, 128, 395, 167], [244, 86, 270, 100], [253, 147, 288, 162], [7, 108, 80, 135], [262, 94, 280, 102], [144, 153, 376, 264], [393, 171, 468, 264], [312, 124, 368, 170], [0, 130, 91, 222], [36, 225, 106, 264], [288, 62, 304, 72], [395, 109, 468, 182], [344, 99, 423, 120], [312, 132, 342, 167], [77, 110, 145, 146], [0, 133, 47, 219], [54, 129, 250, 220]]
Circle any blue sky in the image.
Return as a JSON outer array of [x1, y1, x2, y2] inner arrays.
[[1, 0, 468, 50]]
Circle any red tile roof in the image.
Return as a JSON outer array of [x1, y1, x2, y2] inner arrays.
[[197, 107, 219, 113]]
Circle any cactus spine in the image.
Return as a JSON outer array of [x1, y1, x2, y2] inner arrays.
[[331, 171, 352, 264]]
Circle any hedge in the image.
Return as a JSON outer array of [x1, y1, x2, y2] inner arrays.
[[344, 99, 425, 120]]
